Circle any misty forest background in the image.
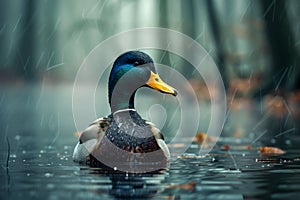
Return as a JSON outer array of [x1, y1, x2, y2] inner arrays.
[[0, 0, 300, 143]]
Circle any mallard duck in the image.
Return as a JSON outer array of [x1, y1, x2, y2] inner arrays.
[[73, 51, 177, 172]]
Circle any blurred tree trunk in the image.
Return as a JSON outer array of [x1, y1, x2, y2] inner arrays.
[[18, 0, 37, 80], [181, 0, 196, 77], [205, 0, 227, 88], [0, 0, 6, 69], [158, 0, 171, 66], [261, 0, 300, 92]]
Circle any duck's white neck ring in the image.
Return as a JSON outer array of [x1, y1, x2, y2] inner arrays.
[[113, 108, 136, 115]]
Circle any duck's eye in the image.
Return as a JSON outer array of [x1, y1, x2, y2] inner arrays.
[[133, 61, 139, 66]]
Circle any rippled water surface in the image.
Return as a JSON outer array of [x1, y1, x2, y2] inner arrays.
[[1, 85, 300, 199], [1, 142, 300, 199]]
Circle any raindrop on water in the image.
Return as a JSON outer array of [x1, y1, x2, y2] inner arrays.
[[15, 135, 21, 140], [285, 139, 291, 145], [46, 184, 55, 189], [271, 139, 276, 144], [44, 172, 54, 178]]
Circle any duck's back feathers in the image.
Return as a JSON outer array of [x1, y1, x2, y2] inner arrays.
[[72, 116, 111, 162], [146, 121, 170, 160]]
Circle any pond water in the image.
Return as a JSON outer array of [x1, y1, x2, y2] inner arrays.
[[1, 84, 300, 199]]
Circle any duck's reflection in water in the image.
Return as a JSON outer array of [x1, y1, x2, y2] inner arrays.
[[87, 168, 168, 199]]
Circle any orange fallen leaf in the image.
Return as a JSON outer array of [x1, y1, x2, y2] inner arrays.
[[221, 144, 230, 150], [255, 158, 282, 163], [194, 132, 217, 144], [247, 145, 253, 150], [258, 146, 285, 155], [168, 143, 185, 148], [167, 181, 196, 191], [178, 154, 201, 159]]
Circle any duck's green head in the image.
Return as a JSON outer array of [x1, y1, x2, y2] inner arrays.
[[108, 51, 177, 112]]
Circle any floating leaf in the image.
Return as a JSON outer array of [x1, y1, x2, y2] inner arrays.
[[167, 181, 196, 191], [178, 154, 201, 159], [258, 146, 285, 154], [221, 144, 230, 150], [247, 145, 253, 150], [194, 132, 217, 144]]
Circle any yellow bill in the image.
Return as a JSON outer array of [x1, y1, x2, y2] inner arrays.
[[146, 71, 177, 96]]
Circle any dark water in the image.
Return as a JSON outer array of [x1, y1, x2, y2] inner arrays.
[[1, 84, 300, 199]]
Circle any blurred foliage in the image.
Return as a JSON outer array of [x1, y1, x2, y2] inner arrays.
[[0, 0, 299, 93]]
